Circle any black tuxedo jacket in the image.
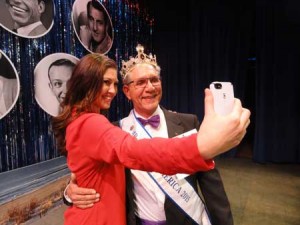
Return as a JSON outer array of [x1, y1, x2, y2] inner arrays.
[[126, 107, 233, 225]]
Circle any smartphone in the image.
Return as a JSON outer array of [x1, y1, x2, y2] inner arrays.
[[209, 81, 234, 115]]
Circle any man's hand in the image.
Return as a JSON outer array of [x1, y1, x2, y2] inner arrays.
[[66, 173, 100, 209], [197, 88, 251, 159]]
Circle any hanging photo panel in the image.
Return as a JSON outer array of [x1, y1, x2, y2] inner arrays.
[[34, 53, 79, 117], [0, 50, 20, 120], [0, 0, 54, 39], [72, 0, 114, 54]]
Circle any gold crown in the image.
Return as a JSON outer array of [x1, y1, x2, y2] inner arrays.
[[120, 44, 159, 79]]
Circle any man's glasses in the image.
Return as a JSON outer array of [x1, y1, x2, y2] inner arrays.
[[126, 76, 161, 89]]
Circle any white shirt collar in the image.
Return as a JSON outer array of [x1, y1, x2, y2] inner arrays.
[[133, 106, 162, 120], [133, 106, 168, 138], [17, 21, 43, 36]]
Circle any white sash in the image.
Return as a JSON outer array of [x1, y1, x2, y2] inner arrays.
[[120, 110, 211, 225]]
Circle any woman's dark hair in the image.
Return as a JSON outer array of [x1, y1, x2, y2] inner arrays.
[[51, 53, 117, 155]]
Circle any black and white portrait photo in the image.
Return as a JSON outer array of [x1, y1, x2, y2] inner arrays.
[[0, 50, 20, 120], [72, 0, 114, 54], [34, 53, 79, 116], [0, 0, 54, 38]]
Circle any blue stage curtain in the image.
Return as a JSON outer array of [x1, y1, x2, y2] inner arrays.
[[146, 0, 299, 163], [254, 0, 300, 163], [151, 0, 255, 158]]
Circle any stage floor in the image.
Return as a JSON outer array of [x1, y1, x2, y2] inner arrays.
[[15, 157, 300, 225]]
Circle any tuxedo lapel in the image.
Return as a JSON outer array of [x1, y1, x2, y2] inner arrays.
[[161, 107, 202, 225], [162, 108, 186, 138]]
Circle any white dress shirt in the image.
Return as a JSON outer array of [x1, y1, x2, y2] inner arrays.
[[130, 106, 168, 221]]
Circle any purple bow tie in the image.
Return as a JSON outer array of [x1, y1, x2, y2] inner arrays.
[[137, 115, 160, 128]]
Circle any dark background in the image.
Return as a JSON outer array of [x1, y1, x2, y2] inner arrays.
[[0, 52, 16, 79], [138, 0, 300, 163]]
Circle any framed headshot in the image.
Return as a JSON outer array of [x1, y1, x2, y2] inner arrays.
[[0, 50, 20, 120], [34, 53, 79, 116], [0, 0, 54, 39], [72, 0, 114, 54]]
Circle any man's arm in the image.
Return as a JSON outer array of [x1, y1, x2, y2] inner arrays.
[[64, 173, 100, 209]]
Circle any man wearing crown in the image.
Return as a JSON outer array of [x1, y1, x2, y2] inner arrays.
[[64, 44, 234, 225]]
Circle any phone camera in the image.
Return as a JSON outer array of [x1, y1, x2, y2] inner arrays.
[[214, 83, 222, 89]]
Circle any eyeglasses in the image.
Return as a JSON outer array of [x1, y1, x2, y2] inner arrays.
[[126, 76, 161, 89]]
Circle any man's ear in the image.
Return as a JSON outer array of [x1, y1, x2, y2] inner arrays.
[[38, 1, 46, 14], [48, 82, 53, 90], [122, 85, 131, 100]]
